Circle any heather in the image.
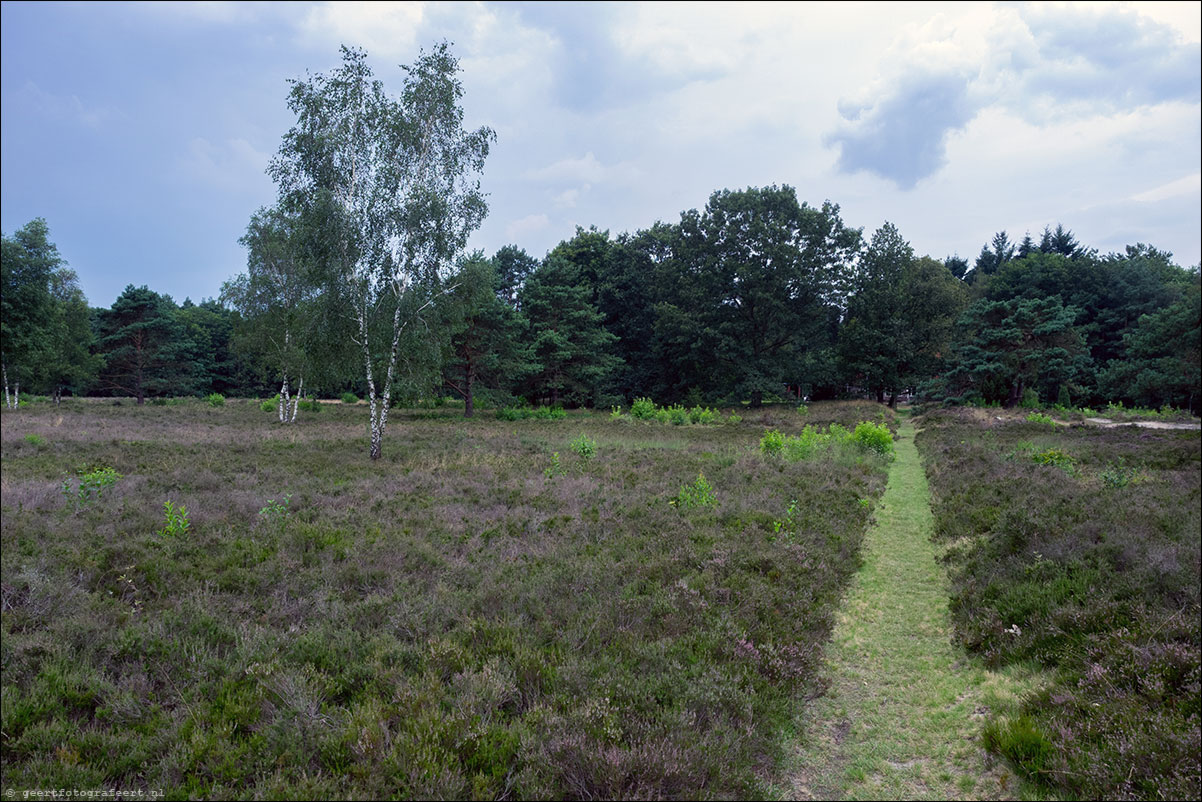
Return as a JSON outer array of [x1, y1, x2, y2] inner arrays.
[[916, 409, 1201, 800], [1, 398, 891, 799]]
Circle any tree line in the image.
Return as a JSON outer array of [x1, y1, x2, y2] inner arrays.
[[4, 43, 1199, 434]]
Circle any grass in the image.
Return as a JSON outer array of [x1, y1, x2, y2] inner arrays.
[[781, 415, 1051, 801], [916, 408, 1200, 801], [1, 397, 893, 799]]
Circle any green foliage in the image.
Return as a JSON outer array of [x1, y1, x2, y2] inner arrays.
[[340, 392, 359, 405], [519, 255, 620, 407], [917, 412, 1200, 800], [24, 433, 45, 446], [206, 392, 225, 407], [543, 451, 564, 479], [297, 398, 322, 413], [669, 472, 717, 509], [726, 413, 743, 424], [1019, 388, 1040, 408], [61, 466, 122, 508], [1032, 448, 1076, 475], [258, 494, 292, 532], [984, 716, 1054, 780], [1025, 412, 1056, 426], [770, 500, 799, 542], [261, 395, 279, 412], [496, 404, 566, 421], [851, 421, 894, 456], [759, 429, 786, 457], [1098, 459, 1143, 488], [159, 500, 191, 537], [569, 433, 597, 462]]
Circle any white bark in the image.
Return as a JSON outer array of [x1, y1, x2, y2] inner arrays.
[[3, 363, 11, 409], [289, 377, 303, 423], [278, 375, 289, 424]]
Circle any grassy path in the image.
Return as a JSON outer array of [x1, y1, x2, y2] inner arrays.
[[782, 416, 1043, 801]]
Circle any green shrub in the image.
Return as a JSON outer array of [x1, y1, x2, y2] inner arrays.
[[341, 392, 359, 405], [727, 413, 742, 424], [851, 421, 894, 457], [261, 396, 279, 412], [630, 397, 657, 420], [1025, 412, 1055, 426], [159, 500, 190, 537], [61, 466, 122, 508], [569, 433, 597, 462], [297, 398, 322, 413], [1020, 388, 1040, 409], [206, 393, 225, 407], [760, 429, 786, 457], [665, 404, 690, 426], [1032, 448, 1075, 475], [670, 472, 717, 509], [797, 403, 808, 416], [24, 433, 45, 446], [689, 406, 717, 424]]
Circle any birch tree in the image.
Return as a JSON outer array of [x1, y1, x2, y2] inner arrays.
[[1, 219, 58, 408], [270, 43, 493, 459], [223, 205, 320, 423]]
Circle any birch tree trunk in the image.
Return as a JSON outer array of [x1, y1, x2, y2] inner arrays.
[[3, 363, 11, 409], [279, 375, 289, 423], [289, 377, 303, 423]]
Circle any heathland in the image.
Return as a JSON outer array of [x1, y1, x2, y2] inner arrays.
[[1, 398, 893, 799], [2, 399, 1197, 801]]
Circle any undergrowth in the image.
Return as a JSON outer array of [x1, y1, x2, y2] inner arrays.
[[916, 408, 1200, 800], [0, 399, 891, 799]]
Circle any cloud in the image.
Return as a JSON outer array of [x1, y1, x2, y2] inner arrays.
[[505, 213, 550, 241], [524, 151, 641, 186], [1131, 173, 1202, 203], [294, 1, 425, 60], [16, 81, 113, 128], [176, 136, 271, 193], [827, 69, 978, 189], [827, 3, 1202, 189]]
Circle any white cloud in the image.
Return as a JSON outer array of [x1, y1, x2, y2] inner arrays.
[[1131, 173, 1202, 203], [505, 213, 550, 241], [177, 136, 271, 193], [294, 1, 425, 60], [17, 81, 113, 128]]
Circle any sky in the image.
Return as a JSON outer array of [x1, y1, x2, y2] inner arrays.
[[2, 0, 1199, 308]]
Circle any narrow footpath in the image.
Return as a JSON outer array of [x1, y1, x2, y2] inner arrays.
[[784, 416, 1041, 801]]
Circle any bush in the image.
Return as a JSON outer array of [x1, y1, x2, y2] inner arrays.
[[670, 472, 717, 509], [851, 421, 894, 457], [297, 398, 322, 413], [630, 397, 657, 420], [1025, 412, 1055, 426], [261, 396, 279, 412], [341, 392, 359, 404], [206, 393, 225, 407], [760, 429, 786, 457], [569, 433, 597, 462], [666, 404, 690, 426]]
